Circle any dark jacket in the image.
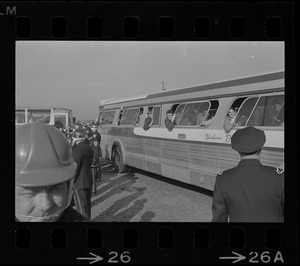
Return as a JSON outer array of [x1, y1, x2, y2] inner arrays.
[[72, 140, 94, 189], [91, 130, 101, 162], [212, 159, 284, 222], [164, 118, 176, 131], [143, 117, 152, 131], [91, 130, 101, 148], [57, 206, 90, 222]]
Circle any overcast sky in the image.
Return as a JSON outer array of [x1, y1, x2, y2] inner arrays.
[[16, 41, 284, 121]]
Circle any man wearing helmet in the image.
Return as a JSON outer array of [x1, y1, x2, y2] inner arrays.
[[84, 126, 93, 145], [74, 122, 83, 130], [15, 122, 88, 222], [72, 128, 94, 220]]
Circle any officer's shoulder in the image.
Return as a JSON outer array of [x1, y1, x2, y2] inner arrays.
[[262, 165, 284, 175], [217, 169, 231, 176], [275, 166, 284, 175]]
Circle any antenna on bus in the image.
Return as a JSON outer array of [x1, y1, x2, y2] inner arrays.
[[162, 82, 166, 91]]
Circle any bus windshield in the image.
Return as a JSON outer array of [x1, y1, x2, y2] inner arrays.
[[28, 109, 51, 123]]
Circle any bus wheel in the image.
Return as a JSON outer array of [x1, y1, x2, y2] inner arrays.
[[112, 146, 127, 173]]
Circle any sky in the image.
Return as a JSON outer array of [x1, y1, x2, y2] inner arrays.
[[16, 41, 284, 121]]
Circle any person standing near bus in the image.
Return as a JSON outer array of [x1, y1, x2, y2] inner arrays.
[[212, 126, 284, 222], [71, 128, 94, 220], [84, 126, 93, 145], [165, 109, 176, 131], [91, 123, 102, 180]]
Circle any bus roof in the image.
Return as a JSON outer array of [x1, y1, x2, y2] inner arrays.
[[99, 71, 284, 107], [16, 107, 72, 112]]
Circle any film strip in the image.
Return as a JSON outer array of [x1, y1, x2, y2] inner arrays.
[[2, 1, 297, 264]]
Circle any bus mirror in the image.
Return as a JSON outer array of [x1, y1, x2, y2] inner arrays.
[[73, 117, 76, 123]]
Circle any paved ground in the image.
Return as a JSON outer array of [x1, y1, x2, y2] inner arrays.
[[91, 160, 213, 222]]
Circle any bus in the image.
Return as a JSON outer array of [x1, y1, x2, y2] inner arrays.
[[96, 71, 284, 191], [15, 107, 75, 128]]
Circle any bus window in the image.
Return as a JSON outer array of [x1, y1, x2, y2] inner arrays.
[[174, 104, 185, 125], [123, 108, 139, 126], [178, 103, 193, 125], [228, 97, 247, 113], [106, 111, 116, 125], [248, 94, 284, 127], [54, 115, 66, 127], [135, 108, 144, 126], [28, 109, 51, 123], [119, 109, 127, 125], [178, 102, 210, 126], [235, 97, 259, 126], [152, 106, 161, 126], [99, 112, 105, 125], [16, 109, 26, 123], [201, 100, 219, 126], [100, 111, 116, 125], [224, 97, 251, 132]]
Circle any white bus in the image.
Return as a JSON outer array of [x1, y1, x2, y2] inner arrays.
[[97, 71, 284, 191], [15, 107, 75, 128]]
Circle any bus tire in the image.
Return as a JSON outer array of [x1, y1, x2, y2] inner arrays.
[[112, 146, 127, 173]]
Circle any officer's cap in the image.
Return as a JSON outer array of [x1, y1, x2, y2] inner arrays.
[[231, 126, 266, 153]]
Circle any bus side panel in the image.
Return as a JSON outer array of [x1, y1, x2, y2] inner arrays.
[[144, 138, 162, 176], [99, 126, 283, 191], [124, 136, 146, 171]]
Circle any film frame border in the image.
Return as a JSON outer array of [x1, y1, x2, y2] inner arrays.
[[2, 1, 296, 264]]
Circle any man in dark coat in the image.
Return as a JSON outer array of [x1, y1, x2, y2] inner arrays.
[[212, 126, 284, 222], [91, 123, 102, 180], [72, 128, 94, 220]]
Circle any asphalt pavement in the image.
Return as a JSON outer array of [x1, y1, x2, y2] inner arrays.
[[91, 159, 213, 222]]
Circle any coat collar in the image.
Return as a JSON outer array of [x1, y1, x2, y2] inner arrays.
[[238, 159, 262, 166]]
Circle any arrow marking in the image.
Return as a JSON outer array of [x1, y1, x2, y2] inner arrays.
[[77, 252, 103, 264], [220, 251, 246, 263]]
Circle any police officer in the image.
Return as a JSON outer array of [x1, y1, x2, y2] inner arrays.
[[66, 125, 75, 145], [90, 123, 102, 180], [69, 123, 83, 146], [71, 128, 94, 220], [212, 126, 284, 222], [84, 126, 93, 145], [74, 122, 83, 130], [15, 122, 88, 222], [82, 123, 88, 130]]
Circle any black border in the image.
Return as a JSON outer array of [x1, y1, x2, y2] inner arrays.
[[3, 1, 297, 264]]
